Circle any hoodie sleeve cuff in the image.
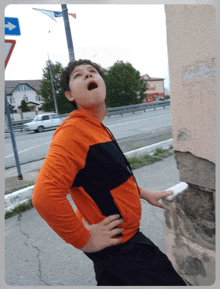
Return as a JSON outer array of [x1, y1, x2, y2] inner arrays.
[[70, 227, 91, 250]]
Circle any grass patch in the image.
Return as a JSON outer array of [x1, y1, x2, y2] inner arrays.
[[128, 144, 143, 151], [5, 199, 33, 219], [127, 147, 173, 169], [161, 137, 169, 141]]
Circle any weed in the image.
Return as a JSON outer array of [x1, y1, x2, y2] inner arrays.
[[5, 199, 33, 219], [127, 148, 173, 169], [128, 144, 143, 151]]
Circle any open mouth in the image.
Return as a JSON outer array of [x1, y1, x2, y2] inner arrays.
[[87, 81, 98, 91]]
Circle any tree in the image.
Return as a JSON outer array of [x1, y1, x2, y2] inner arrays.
[[38, 60, 74, 114], [104, 61, 146, 107], [20, 100, 30, 112]]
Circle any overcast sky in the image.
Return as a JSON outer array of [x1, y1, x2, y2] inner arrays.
[[5, 4, 170, 88]]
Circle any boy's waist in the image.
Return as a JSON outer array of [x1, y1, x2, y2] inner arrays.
[[83, 229, 156, 261], [83, 229, 140, 260]]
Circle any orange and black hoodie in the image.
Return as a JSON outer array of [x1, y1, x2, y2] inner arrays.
[[32, 109, 142, 249]]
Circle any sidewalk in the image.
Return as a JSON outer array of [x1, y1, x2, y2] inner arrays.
[[5, 154, 182, 286]]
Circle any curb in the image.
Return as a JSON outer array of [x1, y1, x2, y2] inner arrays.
[[5, 139, 174, 213], [124, 139, 172, 158], [5, 185, 35, 213]]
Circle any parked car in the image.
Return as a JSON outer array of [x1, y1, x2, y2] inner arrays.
[[22, 113, 63, 133]]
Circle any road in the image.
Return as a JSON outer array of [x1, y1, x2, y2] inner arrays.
[[5, 107, 172, 169]]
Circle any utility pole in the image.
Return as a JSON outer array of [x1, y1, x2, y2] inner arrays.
[[5, 90, 23, 180], [61, 4, 75, 62], [47, 54, 58, 114]]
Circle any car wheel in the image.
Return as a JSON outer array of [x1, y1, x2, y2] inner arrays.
[[37, 126, 44, 132]]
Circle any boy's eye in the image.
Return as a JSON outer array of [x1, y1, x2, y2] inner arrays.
[[75, 73, 81, 78]]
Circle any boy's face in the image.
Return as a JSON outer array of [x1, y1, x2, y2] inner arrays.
[[65, 64, 106, 109]]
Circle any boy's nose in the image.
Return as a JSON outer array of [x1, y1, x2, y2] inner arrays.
[[85, 73, 93, 79]]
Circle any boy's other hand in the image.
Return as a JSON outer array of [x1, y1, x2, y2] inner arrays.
[[80, 214, 124, 253], [140, 188, 174, 209]]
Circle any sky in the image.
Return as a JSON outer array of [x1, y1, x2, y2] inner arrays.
[[4, 4, 170, 88]]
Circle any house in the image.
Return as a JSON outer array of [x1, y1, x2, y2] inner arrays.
[[140, 74, 165, 102], [5, 80, 43, 113]]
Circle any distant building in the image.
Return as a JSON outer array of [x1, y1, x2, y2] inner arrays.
[[140, 74, 165, 102], [5, 80, 43, 113]]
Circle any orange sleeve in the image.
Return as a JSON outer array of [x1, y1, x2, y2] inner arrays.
[[32, 125, 90, 249]]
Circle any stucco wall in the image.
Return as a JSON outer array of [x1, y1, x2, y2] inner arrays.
[[166, 4, 216, 164], [163, 5, 216, 286]]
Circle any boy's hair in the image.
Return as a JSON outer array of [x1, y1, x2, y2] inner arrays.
[[60, 59, 105, 109]]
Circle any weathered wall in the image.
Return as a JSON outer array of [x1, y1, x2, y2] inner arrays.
[[163, 4, 216, 286]]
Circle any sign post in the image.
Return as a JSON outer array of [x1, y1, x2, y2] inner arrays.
[[5, 16, 23, 180]]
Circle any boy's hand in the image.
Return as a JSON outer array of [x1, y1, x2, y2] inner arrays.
[[140, 188, 174, 209], [80, 214, 124, 253]]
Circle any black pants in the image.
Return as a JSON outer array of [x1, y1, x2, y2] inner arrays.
[[84, 230, 187, 286]]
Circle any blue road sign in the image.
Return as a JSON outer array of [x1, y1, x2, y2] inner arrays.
[[5, 17, 21, 36]]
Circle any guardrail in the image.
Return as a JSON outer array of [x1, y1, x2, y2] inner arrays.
[[106, 100, 170, 117], [5, 101, 170, 132]]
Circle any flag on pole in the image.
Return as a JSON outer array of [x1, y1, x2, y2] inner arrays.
[[33, 8, 76, 22]]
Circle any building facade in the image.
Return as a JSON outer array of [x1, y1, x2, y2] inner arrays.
[[140, 74, 165, 102], [162, 4, 216, 286], [5, 80, 43, 113]]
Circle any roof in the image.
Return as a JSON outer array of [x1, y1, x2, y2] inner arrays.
[[140, 74, 164, 81], [5, 80, 42, 95]]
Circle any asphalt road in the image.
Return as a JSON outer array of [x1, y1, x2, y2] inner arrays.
[[5, 155, 180, 286], [5, 107, 172, 169]]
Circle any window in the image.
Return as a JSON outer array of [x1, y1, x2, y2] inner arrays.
[[23, 96, 28, 102], [10, 98, 15, 104], [42, 115, 49, 120], [33, 116, 41, 122], [35, 95, 40, 102]]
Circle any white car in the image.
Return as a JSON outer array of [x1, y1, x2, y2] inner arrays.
[[22, 113, 63, 133]]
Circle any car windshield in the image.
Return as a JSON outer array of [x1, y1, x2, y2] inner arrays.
[[32, 116, 41, 122]]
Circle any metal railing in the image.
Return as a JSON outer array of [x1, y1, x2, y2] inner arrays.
[[106, 100, 170, 117], [5, 101, 170, 132]]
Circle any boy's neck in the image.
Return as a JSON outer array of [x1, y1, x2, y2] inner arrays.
[[80, 103, 107, 122]]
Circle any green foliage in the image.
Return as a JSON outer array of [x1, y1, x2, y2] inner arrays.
[[5, 199, 33, 219], [20, 100, 30, 112], [104, 61, 146, 107], [39, 61, 74, 114], [165, 95, 170, 99], [126, 148, 173, 169]]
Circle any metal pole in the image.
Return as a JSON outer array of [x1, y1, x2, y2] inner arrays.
[[61, 4, 75, 61], [5, 89, 23, 180], [47, 55, 58, 114]]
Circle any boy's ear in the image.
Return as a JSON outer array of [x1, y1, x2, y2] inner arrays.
[[65, 91, 74, 102]]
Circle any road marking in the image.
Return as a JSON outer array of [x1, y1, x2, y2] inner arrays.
[[5, 141, 52, 158]]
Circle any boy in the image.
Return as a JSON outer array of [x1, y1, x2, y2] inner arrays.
[[32, 59, 186, 286]]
